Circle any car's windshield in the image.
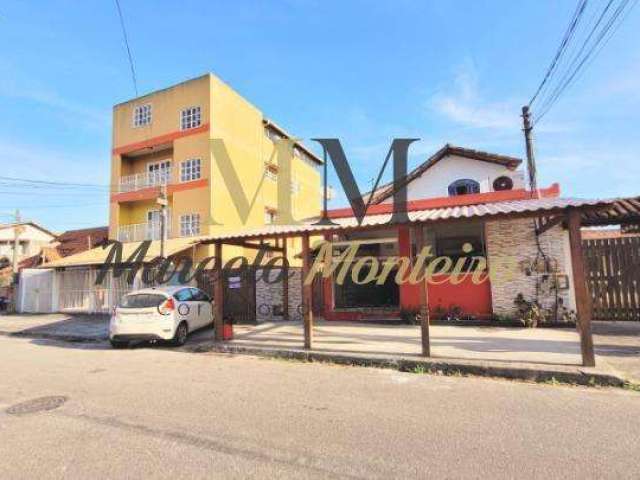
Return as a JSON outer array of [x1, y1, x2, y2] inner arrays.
[[119, 293, 167, 308]]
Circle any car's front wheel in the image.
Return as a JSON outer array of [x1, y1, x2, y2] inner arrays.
[[172, 322, 188, 346], [110, 339, 129, 349]]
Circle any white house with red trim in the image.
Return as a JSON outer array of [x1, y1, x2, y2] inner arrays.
[[318, 144, 576, 323]]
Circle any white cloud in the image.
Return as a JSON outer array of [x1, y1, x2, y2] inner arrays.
[[430, 62, 520, 131]]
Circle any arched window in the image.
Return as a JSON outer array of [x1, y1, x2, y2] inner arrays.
[[448, 179, 480, 196]]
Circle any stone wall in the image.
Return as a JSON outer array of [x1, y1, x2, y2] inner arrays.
[[255, 267, 302, 322], [485, 218, 574, 317]]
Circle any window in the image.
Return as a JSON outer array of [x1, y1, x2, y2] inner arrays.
[[189, 288, 210, 302], [180, 158, 201, 182], [290, 179, 301, 194], [180, 213, 200, 237], [264, 163, 278, 181], [147, 160, 171, 185], [432, 222, 486, 272], [265, 126, 283, 143], [120, 293, 166, 308], [448, 179, 480, 196], [133, 104, 152, 127], [174, 289, 193, 302], [181, 106, 201, 130], [264, 208, 277, 224]]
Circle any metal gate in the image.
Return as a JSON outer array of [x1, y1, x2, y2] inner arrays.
[[223, 267, 256, 324], [18, 269, 55, 313], [583, 236, 640, 320]]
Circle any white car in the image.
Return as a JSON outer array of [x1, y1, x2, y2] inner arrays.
[[109, 286, 214, 348]]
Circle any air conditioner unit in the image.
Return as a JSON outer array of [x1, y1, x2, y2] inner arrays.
[[492, 171, 525, 192]]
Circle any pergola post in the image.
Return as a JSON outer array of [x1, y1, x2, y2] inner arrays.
[[214, 241, 224, 341], [301, 233, 313, 349], [567, 208, 596, 367], [282, 238, 289, 321], [413, 225, 431, 357]]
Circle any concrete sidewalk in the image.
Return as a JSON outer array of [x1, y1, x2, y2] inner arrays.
[[187, 321, 633, 387], [1, 313, 638, 385]]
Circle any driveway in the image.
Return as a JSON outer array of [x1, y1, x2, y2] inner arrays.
[[0, 313, 108, 341]]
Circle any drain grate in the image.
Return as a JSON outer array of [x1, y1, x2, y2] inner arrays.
[[6, 396, 68, 415]]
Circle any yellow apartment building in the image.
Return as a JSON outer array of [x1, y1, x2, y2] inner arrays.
[[109, 73, 323, 263]]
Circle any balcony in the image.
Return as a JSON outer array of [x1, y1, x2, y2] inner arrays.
[[117, 222, 172, 243], [118, 169, 172, 193]]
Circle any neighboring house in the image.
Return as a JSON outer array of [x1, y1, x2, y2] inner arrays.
[[0, 222, 56, 266], [15, 227, 108, 313], [19, 226, 109, 269]]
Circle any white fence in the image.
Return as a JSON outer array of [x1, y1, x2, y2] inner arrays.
[[18, 267, 159, 315]]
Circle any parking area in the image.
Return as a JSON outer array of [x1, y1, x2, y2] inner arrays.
[[0, 313, 109, 341]]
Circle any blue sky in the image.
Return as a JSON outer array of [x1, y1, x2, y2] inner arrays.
[[1, 0, 639, 231]]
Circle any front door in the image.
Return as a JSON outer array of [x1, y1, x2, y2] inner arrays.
[[147, 160, 171, 185]]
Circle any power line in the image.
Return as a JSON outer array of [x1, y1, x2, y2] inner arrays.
[[114, 0, 138, 97], [529, 0, 589, 106], [0, 175, 112, 188], [0, 190, 109, 196], [5, 203, 107, 209], [536, 0, 617, 120], [534, 0, 637, 124]]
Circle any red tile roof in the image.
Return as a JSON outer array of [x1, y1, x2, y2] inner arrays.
[[55, 226, 109, 257], [328, 184, 560, 219]]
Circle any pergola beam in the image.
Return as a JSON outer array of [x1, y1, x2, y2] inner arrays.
[[225, 240, 284, 252], [214, 242, 224, 341], [567, 208, 596, 367], [412, 225, 431, 357], [282, 238, 289, 320], [301, 233, 313, 349]]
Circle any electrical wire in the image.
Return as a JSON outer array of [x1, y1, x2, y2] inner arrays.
[[529, 0, 589, 106], [536, 0, 617, 120], [114, 0, 138, 97], [535, 0, 637, 123], [0, 175, 112, 188]]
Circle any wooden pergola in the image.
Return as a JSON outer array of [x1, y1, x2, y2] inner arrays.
[[201, 198, 640, 368]]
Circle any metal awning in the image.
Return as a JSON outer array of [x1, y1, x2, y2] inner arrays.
[[199, 196, 634, 243], [41, 237, 202, 268]]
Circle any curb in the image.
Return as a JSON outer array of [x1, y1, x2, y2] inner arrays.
[[1, 329, 628, 388], [188, 342, 627, 388]]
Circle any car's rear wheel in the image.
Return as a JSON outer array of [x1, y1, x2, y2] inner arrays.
[[110, 339, 129, 349], [172, 322, 188, 346]]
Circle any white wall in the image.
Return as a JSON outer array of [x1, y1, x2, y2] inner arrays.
[[0, 224, 56, 259], [382, 154, 524, 202]]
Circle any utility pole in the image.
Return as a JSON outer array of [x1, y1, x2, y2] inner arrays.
[[522, 105, 538, 195], [157, 185, 168, 258], [12, 209, 22, 276]]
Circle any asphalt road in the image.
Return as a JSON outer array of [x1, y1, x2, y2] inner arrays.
[[0, 336, 639, 479]]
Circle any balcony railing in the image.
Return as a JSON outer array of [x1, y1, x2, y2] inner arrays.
[[118, 169, 172, 193], [117, 222, 172, 243]]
